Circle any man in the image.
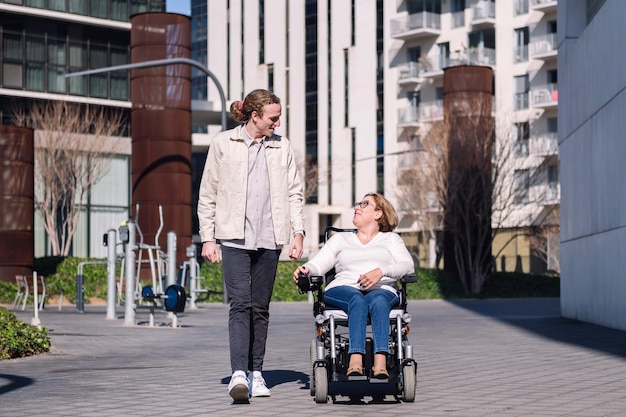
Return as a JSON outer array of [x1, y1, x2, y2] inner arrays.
[[197, 89, 305, 401]]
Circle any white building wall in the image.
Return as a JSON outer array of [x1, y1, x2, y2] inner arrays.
[[559, 0, 626, 330], [197, 1, 564, 262]]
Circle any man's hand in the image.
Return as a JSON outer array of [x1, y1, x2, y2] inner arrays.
[[288, 233, 304, 260], [201, 241, 220, 263]]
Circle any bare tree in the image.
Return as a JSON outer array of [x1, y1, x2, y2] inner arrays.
[[395, 123, 448, 268], [13, 101, 124, 256], [398, 96, 528, 294], [529, 207, 560, 273]]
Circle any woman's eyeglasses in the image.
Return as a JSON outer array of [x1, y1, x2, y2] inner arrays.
[[354, 200, 371, 209]]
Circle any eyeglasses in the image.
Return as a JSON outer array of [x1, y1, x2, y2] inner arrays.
[[354, 200, 371, 209]]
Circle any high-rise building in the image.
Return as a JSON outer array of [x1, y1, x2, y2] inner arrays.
[[191, 0, 559, 273], [0, 0, 166, 258]]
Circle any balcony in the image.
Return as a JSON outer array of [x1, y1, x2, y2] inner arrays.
[[467, 47, 496, 66], [472, 1, 495, 28], [529, 132, 558, 157], [398, 62, 421, 87], [530, 33, 557, 61], [418, 99, 444, 122], [533, 182, 560, 206], [514, 93, 529, 111], [391, 12, 441, 40], [531, 0, 557, 14], [398, 106, 420, 127], [419, 55, 448, 79], [531, 83, 558, 109], [397, 100, 444, 127]]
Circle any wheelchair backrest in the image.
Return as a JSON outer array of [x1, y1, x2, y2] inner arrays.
[[322, 227, 356, 285]]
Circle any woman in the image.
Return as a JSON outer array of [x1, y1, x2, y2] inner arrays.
[[293, 193, 414, 378]]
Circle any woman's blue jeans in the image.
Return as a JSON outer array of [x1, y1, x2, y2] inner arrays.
[[323, 286, 399, 355]]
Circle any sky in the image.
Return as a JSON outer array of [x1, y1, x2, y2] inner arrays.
[[166, 0, 191, 16]]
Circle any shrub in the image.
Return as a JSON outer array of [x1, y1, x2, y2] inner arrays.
[[199, 262, 560, 301], [0, 307, 51, 360]]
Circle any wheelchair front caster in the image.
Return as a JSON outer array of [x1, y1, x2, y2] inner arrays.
[[314, 366, 328, 403]]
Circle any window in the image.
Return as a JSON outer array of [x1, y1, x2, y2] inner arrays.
[[514, 0, 528, 16], [451, 0, 465, 27], [90, 0, 108, 18], [514, 75, 529, 110], [514, 122, 529, 157], [438, 42, 449, 70], [513, 169, 530, 204], [48, 0, 66, 12], [111, 0, 127, 21], [90, 46, 108, 98], [110, 48, 128, 100], [514, 27, 529, 63], [70, 0, 87, 14], [25, 36, 44, 91], [47, 41, 67, 93], [547, 117, 557, 133]]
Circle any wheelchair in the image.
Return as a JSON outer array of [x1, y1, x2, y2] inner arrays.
[[297, 227, 418, 403]]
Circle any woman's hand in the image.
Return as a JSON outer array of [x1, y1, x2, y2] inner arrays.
[[293, 265, 310, 284], [357, 268, 383, 290]]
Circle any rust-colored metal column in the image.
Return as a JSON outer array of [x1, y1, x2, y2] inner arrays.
[[0, 126, 34, 282], [130, 13, 192, 267], [442, 65, 494, 291]]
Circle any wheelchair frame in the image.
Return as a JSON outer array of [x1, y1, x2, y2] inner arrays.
[[298, 227, 418, 403]]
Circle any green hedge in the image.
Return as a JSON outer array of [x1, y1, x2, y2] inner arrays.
[[199, 262, 560, 301], [0, 257, 560, 306]]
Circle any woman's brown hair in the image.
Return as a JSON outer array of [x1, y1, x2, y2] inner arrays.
[[364, 192, 398, 232]]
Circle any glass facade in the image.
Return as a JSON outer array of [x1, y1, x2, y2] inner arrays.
[[0, 0, 166, 21], [0, 1, 165, 257]]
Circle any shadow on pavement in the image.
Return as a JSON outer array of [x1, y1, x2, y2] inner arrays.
[[220, 369, 308, 390], [446, 298, 626, 359], [0, 374, 34, 395]]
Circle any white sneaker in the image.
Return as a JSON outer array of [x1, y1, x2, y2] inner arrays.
[[228, 370, 250, 400], [250, 371, 271, 397]]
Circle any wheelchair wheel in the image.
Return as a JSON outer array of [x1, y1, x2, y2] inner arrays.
[[314, 366, 328, 403], [401, 363, 416, 402], [310, 340, 316, 396]]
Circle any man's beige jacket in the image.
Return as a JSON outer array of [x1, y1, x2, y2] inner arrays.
[[197, 125, 305, 245]]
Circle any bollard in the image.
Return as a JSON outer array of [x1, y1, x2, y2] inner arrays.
[[166, 231, 177, 288], [76, 274, 84, 313], [188, 244, 199, 309], [124, 221, 137, 326], [106, 229, 117, 320], [31, 271, 41, 329]]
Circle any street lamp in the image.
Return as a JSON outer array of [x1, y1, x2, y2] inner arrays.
[[65, 57, 227, 131]]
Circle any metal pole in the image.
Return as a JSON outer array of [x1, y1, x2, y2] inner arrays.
[[188, 245, 198, 309], [124, 221, 137, 326], [64, 58, 228, 131], [75, 270, 84, 313], [31, 271, 41, 330], [106, 229, 117, 320], [167, 231, 177, 288]]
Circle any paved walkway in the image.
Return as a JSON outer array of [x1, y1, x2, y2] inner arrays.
[[3, 298, 626, 416]]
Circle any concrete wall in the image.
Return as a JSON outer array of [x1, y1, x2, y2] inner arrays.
[[558, 0, 626, 330]]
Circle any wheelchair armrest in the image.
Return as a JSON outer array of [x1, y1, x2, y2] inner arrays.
[[297, 273, 324, 294], [400, 273, 418, 284]]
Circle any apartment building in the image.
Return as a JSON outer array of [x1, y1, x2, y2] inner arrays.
[[190, 0, 559, 272], [391, 0, 559, 273], [0, 0, 166, 258]]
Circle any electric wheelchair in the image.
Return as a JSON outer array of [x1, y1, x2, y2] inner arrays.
[[297, 227, 418, 403]]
